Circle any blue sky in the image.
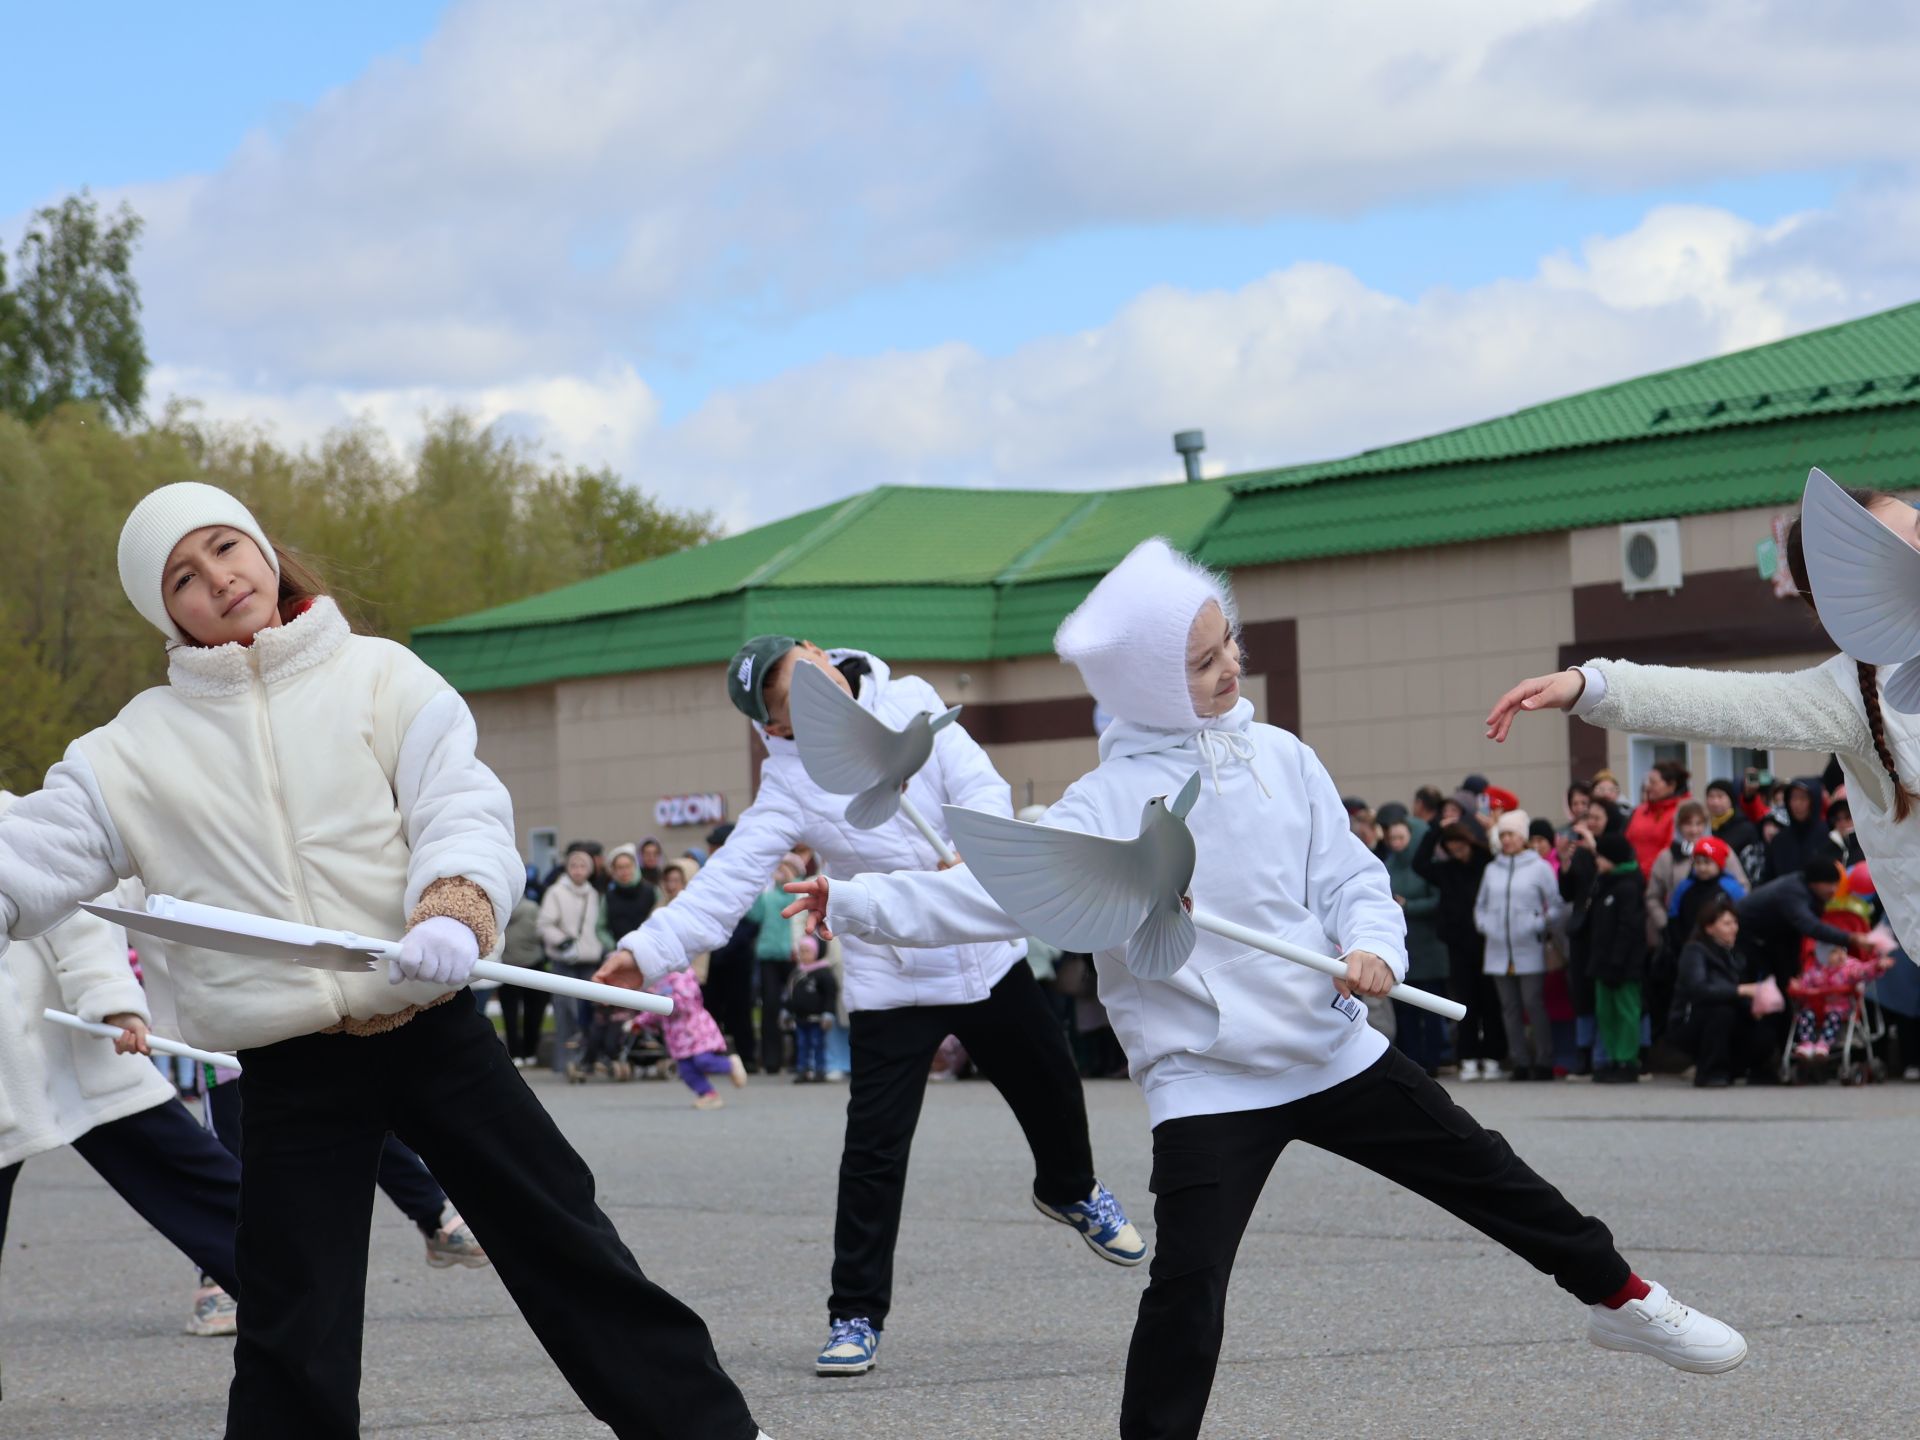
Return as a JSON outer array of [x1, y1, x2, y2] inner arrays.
[[4, 2, 1914, 526]]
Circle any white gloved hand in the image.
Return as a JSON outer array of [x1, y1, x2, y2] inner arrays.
[[391, 915, 480, 988]]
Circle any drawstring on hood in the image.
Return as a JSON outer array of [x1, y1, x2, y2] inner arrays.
[[1196, 726, 1272, 798]]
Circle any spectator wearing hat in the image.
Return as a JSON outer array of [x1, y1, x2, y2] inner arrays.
[[1527, 817, 1560, 874], [1383, 814, 1448, 1074], [1483, 786, 1520, 831], [1763, 777, 1842, 881], [1413, 817, 1504, 1077], [596, 844, 658, 957], [1703, 779, 1766, 884], [1826, 797, 1866, 867], [1473, 810, 1565, 1080], [1666, 835, 1746, 955], [1588, 834, 1649, 1082]]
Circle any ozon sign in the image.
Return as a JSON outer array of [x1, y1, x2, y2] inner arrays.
[[655, 793, 727, 828]]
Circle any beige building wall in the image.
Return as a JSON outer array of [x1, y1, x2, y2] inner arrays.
[[460, 499, 1841, 863]]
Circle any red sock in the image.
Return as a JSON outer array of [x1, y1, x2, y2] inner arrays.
[[1600, 1274, 1652, 1309]]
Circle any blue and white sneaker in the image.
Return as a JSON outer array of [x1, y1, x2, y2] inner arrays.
[[1033, 1181, 1148, 1266], [816, 1316, 879, 1376]]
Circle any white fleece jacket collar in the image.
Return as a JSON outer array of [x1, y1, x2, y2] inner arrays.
[[165, 597, 350, 699]]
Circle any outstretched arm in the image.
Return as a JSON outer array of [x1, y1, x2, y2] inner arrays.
[[1488, 656, 1873, 766]]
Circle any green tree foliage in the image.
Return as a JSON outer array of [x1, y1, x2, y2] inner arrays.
[[0, 191, 148, 424], [0, 403, 719, 791]]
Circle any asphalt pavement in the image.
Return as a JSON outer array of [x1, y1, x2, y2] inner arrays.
[[3, 1067, 1916, 1438]]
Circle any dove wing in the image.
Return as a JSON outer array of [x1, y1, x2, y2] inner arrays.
[[845, 782, 906, 829], [941, 806, 1157, 955], [1125, 900, 1198, 982], [1879, 658, 1920, 716], [790, 661, 906, 794], [1801, 468, 1920, 666]]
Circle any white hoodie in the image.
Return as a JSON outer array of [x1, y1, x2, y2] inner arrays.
[[827, 699, 1409, 1125], [619, 651, 1025, 1012], [0, 796, 174, 1170], [0, 598, 524, 1053], [1472, 849, 1564, 977]]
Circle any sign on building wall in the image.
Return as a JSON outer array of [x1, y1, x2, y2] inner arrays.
[[655, 793, 728, 828]]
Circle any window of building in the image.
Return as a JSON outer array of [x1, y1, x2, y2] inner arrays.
[[526, 826, 558, 878], [1705, 745, 1772, 791], [1627, 736, 1690, 802]]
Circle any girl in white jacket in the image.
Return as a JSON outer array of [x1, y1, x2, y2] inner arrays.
[[0, 484, 764, 1440], [0, 836, 243, 1343], [595, 636, 1142, 1379], [1473, 809, 1568, 1080], [787, 537, 1746, 1439], [1486, 477, 1920, 955]]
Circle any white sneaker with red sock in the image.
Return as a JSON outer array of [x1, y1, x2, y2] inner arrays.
[[1588, 1279, 1747, 1373]]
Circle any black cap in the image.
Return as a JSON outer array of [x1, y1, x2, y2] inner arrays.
[[726, 635, 799, 723], [706, 822, 736, 850]]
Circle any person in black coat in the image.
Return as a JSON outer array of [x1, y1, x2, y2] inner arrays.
[[1413, 821, 1505, 1075], [1587, 834, 1649, 1083], [1673, 894, 1759, 1088], [1762, 778, 1841, 882], [1704, 779, 1765, 883], [1557, 828, 1601, 1075]]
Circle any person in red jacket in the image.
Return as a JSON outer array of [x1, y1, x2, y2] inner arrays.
[[1625, 761, 1690, 875]]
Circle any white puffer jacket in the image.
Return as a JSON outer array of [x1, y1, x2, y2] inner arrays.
[[826, 700, 1409, 1125], [0, 599, 524, 1054], [1572, 654, 1920, 956], [620, 651, 1025, 1012], [1472, 850, 1565, 977], [0, 794, 173, 1169]]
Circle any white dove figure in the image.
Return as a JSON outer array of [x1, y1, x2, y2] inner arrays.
[[942, 773, 1466, 1015], [1801, 466, 1920, 713], [941, 772, 1201, 981], [789, 659, 964, 845]]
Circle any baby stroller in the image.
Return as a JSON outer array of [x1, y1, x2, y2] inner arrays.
[[1779, 909, 1888, 1086], [612, 1008, 672, 1080]]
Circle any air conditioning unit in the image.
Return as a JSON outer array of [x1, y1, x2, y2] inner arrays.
[[1619, 519, 1682, 596]]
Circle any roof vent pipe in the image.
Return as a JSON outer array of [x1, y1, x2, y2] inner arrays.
[[1173, 430, 1206, 483]]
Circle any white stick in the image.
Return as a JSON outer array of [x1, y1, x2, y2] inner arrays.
[[1190, 911, 1467, 1021], [42, 1008, 242, 1071], [899, 795, 958, 866], [367, 947, 674, 1015]]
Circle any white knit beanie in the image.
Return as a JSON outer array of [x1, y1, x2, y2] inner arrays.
[[1494, 809, 1532, 840], [117, 482, 280, 641], [1054, 537, 1237, 733]]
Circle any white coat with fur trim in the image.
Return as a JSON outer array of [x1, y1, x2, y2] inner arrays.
[[0, 795, 174, 1169], [825, 700, 1410, 1125], [618, 651, 1025, 1012], [0, 599, 524, 1054]]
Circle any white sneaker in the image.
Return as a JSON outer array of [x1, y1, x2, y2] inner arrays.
[[1459, 1058, 1482, 1082], [1481, 1059, 1505, 1082], [1588, 1282, 1747, 1374]]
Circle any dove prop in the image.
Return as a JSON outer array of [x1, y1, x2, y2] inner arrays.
[[790, 658, 964, 863], [939, 774, 1466, 1019], [43, 1008, 241, 1071], [78, 895, 674, 1015], [1801, 466, 1920, 713]]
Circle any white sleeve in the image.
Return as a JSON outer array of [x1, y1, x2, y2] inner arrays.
[[1473, 868, 1497, 937], [0, 747, 132, 941], [395, 690, 525, 930], [40, 901, 149, 1025], [622, 788, 800, 976], [828, 779, 1107, 948], [1576, 657, 1874, 766], [921, 683, 1014, 818], [1295, 741, 1408, 981], [829, 864, 1025, 948]]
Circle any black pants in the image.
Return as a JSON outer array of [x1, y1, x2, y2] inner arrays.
[[224, 993, 756, 1440], [1120, 1047, 1630, 1440], [703, 949, 757, 1068], [209, 1076, 450, 1233], [0, 1098, 241, 1294], [1446, 936, 1507, 1062], [1682, 999, 1744, 1083], [831, 960, 1096, 1329], [757, 958, 795, 1073], [497, 980, 550, 1064]]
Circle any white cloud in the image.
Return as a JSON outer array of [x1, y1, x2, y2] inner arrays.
[[49, 0, 1920, 400]]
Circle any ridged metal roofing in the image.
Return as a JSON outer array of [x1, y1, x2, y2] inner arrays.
[[414, 302, 1920, 694]]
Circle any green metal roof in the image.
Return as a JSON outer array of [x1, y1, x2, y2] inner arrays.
[[415, 302, 1920, 694], [1224, 300, 1920, 493]]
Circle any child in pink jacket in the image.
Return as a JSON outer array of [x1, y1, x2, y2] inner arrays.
[[1788, 938, 1889, 1059], [641, 969, 748, 1109]]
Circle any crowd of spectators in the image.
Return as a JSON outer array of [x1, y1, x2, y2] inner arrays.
[[1343, 762, 1918, 1088]]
